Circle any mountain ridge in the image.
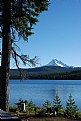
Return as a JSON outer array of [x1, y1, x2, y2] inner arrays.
[[46, 59, 72, 68], [9, 59, 81, 79]]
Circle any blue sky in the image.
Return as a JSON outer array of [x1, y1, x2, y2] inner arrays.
[[11, 0, 81, 68]]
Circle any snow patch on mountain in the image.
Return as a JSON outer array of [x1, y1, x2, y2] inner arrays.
[[55, 61, 64, 67], [46, 59, 71, 68]]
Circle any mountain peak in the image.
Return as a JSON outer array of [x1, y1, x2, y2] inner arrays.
[[46, 59, 70, 68]]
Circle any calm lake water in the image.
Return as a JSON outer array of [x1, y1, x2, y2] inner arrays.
[[9, 80, 81, 110]]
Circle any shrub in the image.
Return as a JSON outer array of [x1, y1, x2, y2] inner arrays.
[[9, 106, 17, 112]]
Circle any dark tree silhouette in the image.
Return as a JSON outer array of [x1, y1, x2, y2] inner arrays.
[[0, 0, 50, 111]]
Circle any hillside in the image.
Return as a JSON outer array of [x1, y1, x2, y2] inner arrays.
[[10, 66, 81, 80]]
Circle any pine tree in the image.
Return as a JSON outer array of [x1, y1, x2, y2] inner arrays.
[[0, 0, 50, 111], [53, 95, 63, 114], [43, 100, 52, 113], [65, 94, 79, 118]]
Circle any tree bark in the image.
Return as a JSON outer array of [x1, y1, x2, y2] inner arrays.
[[0, 1, 11, 111]]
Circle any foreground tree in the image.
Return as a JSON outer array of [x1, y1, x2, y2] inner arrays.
[[65, 94, 79, 118], [0, 0, 50, 111], [43, 100, 52, 113], [53, 95, 63, 114]]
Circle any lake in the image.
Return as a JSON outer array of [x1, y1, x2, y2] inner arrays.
[[9, 80, 81, 110]]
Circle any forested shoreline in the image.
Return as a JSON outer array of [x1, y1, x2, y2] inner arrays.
[[10, 69, 81, 80]]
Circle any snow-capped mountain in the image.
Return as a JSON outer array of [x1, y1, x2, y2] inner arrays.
[[46, 59, 70, 68]]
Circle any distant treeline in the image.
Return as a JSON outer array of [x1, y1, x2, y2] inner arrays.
[[10, 69, 81, 80], [24, 70, 81, 80]]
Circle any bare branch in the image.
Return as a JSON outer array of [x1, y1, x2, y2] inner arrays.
[[11, 46, 39, 78]]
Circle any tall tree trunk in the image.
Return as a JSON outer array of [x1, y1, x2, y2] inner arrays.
[[0, 1, 11, 111]]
